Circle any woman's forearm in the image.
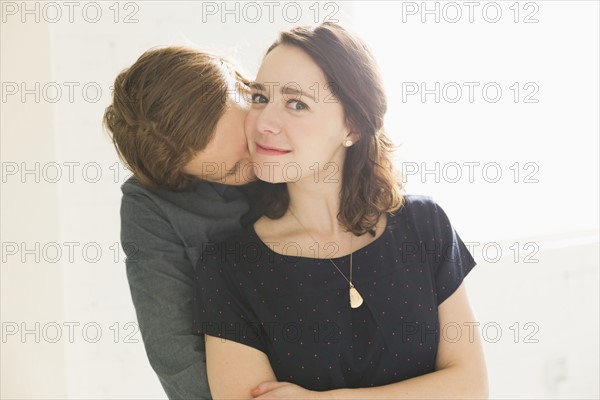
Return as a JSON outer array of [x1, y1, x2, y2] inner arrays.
[[319, 365, 488, 400], [249, 365, 488, 400]]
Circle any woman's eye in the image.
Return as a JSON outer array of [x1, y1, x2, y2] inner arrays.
[[251, 93, 268, 104], [288, 100, 308, 111]]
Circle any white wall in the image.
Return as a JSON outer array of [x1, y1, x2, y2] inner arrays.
[[353, 1, 599, 242], [470, 237, 599, 398], [1, 1, 598, 399], [1, 13, 66, 399]]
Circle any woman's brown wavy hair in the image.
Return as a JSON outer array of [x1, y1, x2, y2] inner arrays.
[[260, 22, 404, 236], [103, 46, 249, 191]]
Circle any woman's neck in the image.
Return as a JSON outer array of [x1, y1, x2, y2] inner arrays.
[[286, 177, 345, 237], [254, 176, 387, 259]]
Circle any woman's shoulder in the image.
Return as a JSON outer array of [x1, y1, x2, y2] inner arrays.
[[400, 193, 438, 208], [387, 194, 454, 237], [391, 194, 441, 221]]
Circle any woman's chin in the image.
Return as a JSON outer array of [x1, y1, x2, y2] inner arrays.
[[256, 174, 285, 184]]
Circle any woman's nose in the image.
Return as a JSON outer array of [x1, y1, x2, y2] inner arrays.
[[255, 101, 282, 136]]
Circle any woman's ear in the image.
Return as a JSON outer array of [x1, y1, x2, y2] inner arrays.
[[343, 131, 360, 147]]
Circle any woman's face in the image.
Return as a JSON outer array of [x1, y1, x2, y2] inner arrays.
[[245, 45, 353, 184]]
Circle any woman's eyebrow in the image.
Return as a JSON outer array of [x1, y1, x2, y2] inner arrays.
[[282, 85, 315, 102], [249, 82, 316, 102]]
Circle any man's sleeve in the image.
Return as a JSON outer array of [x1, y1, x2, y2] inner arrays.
[[121, 192, 211, 400]]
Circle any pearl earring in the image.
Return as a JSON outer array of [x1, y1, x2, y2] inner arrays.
[[344, 140, 353, 147]]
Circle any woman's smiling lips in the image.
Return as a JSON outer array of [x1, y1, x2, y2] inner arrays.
[[255, 143, 292, 156]]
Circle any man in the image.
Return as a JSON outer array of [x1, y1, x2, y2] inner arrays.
[[103, 46, 261, 399]]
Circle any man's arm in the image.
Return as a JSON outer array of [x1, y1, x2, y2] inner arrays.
[[121, 192, 211, 400]]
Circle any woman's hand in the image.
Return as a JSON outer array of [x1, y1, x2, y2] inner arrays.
[[251, 381, 319, 399]]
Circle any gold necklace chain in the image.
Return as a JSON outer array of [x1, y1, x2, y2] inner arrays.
[[288, 207, 364, 308]]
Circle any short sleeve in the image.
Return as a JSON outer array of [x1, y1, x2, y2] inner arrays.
[[403, 195, 477, 305], [429, 201, 477, 305], [193, 241, 268, 354]]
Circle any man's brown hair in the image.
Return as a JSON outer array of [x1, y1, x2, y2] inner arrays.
[[103, 46, 248, 191]]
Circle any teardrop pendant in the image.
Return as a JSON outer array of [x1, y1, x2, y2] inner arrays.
[[349, 286, 364, 308]]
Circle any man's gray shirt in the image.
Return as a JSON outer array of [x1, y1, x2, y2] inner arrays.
[[120, 176, 260, 399]]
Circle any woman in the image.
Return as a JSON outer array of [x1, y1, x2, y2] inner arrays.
[[194, 22, 488, 399]]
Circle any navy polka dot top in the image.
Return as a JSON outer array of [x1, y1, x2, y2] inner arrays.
[[193, 195, 476, 391]]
